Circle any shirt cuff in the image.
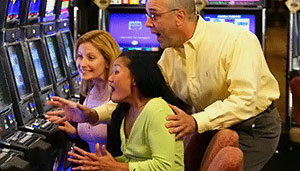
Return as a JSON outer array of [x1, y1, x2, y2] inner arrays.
[[92, 101, 117, 124], [115, 155, 126, 162], [192, 112, 212, 134]]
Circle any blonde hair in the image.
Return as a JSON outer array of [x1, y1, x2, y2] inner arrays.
[[75, 30, 121, 96]]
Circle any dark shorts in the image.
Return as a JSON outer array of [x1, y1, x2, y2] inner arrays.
[[231, 102, 282, 171]]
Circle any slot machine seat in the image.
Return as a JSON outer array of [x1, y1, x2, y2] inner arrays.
[[206, 146, 243, 171], [184, 128, 242, 171]]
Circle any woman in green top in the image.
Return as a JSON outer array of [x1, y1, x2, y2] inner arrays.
[[67, 50, 184, 171]]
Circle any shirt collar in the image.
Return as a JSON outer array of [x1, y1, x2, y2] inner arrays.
[[184, 16, 206, 49]]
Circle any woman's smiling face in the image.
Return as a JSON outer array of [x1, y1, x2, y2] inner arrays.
[[76, 42, 108, 82]]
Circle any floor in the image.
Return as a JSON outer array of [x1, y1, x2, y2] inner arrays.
[[261, 4, 300, 171]]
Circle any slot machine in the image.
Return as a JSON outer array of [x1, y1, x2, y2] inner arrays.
[[0, 0, 38, 129], [40, 0, 72, 99], [0, 1, 57, 169], [0, 4, 52, 166], [20, 0, 56, 115], [57, 0, 81, 98], [11, 0, 69, 151], [0, 51, 30, 171]]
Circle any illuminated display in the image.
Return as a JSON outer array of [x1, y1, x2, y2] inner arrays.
[[204, 14, 256, 34], [7, 0, 21, 22], [49, 92, 54, 100], [208, 0, 259, 1], [64, 84, 69, 93], [28, 102, 36, 112], [59, 0, 69, 19], [77, 77, 81, 84], [4, 120, 8, 129], [110, 0, 148, 4], [207, 0, 261, 5], [46, 36, 66, 82], [109, 13, 160, 52], [29, 41, 51, 89], [43, 0, 56, 22], [62, 32, 77, 75], [28, 0, 41, 19], [7, 46, 30, 99]]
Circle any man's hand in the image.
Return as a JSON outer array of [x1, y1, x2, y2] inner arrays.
[[166, 104, 198, 140]]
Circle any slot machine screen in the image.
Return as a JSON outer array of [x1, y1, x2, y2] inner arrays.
[[7, 46, 31, 99], [108, 12, 160, 52], [59, 0, 69, 19], [0, 81, 7, 107], [28, 40, 52, 89], [43, 0, 56, 22], [207, 0, 261, 5], [28, 0, 41, 19], [7, 0, 21, 22], [62, 32, 78, 75], [0, 64, 11, 108], [204, 14, 256, 34], [46, 36, 66, 82]]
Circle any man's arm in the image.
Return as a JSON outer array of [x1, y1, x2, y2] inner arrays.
[[46, 96, 117, 124], [92, 101, 117, 124]]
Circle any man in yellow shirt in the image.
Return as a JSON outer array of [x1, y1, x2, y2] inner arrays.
[[145, 0, 281, 170]]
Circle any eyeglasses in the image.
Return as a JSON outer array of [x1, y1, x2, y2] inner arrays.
[[146, 9, 179, 21]]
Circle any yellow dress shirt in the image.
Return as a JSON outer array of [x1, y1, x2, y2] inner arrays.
[[158, 16, 280, 134]]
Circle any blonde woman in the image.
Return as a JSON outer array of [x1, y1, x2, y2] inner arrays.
[[46, 30, 120, 153]]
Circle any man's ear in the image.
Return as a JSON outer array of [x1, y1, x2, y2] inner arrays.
[[175, 9, 187, 27]]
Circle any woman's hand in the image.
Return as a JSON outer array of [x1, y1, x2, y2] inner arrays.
[[45, 115, 77, 138], [68, 144, 128, 171], [46, 96, 98, 124]]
